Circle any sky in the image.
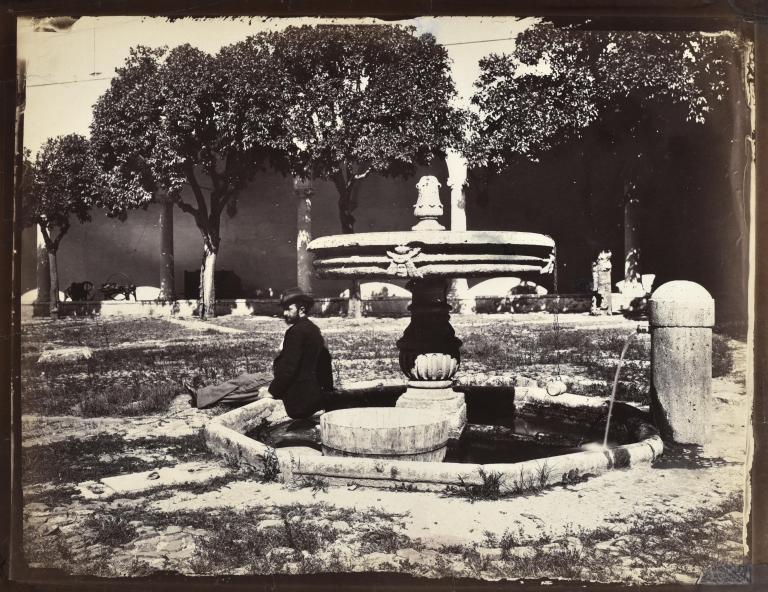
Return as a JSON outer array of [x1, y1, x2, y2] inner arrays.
[[17, 15, 540, 157]]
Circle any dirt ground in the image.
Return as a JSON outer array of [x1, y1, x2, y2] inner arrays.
[[19, 314, 751, 584]]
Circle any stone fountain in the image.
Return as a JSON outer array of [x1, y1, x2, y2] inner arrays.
[[205, 171, 668, 491], [308, 176, 555, 456], [204, 173, 668, 487]]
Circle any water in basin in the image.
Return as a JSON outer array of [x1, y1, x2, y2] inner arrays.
[[244, 387, 614, 465]]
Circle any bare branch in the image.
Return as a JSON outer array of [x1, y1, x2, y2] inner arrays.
[[184, 161, 209, 222], [172, 195, 199, 217]]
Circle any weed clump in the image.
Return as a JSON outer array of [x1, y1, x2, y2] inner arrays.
[[360, 525, 412, 554], [296, 475, 329, 495], [444, 469, 504, 502], [259, 449, 281, 482], [84, 512, 138, 547]]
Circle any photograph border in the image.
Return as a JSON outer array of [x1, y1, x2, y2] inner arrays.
[[2, 1, 765, 590]]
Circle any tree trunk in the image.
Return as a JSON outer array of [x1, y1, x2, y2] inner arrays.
[[338, 181, 363, 318], [158, 196, 175, 301], [35, 224, 51, 307], [48, 250, 59, 317], [347, 279, 363, 318], [726, 39, 752, 322], [295, 177, 313, 294], [200, 247, 217, 319], [196, 254, 205, 317]]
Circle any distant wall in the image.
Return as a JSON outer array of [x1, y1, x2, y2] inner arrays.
[[466, 92, 748, 323], [20, 161, 450, 300]]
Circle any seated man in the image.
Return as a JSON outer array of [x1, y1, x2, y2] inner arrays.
[[190, 287, 333, 418]]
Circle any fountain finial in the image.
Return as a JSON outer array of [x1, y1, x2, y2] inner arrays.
[[412, 176, 445, 231]]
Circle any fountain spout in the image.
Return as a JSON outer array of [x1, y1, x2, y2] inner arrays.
[[602, 325, 648, 448]]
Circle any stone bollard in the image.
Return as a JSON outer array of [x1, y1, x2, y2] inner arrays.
[[648, 281, 714, 445]]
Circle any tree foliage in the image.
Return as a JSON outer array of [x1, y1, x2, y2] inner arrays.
[[22, 134, 98, 252], [90, 41, 284, 316], [464, 25, 733, 169], [229, 24, 465, 233]]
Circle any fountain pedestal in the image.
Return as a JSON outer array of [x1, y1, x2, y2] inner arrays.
[[308, 174, 557, 452], [395, 277, 466, 438], [396, 382, 466, 439]]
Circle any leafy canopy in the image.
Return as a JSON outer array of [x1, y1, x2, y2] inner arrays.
[[464, 25, 733, 169], [91, 41, 281, 229], [22, 134, 98, 249], [230, 24, 465, 181]]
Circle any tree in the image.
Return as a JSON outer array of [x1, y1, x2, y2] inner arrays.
[[91, 42, 283, 318], [21, 135, 98, 315], [464, 25, 745, 298], [229, 25, 464, 316]]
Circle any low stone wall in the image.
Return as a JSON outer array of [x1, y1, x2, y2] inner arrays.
[[474, 294, 591, 314], [203, 381, 663, 492], [23, 294, 592, 319], [23, 298, 347, 319]]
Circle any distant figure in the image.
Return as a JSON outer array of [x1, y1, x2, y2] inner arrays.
[[64, 281, 94, 301], [189, 287, 333, 418]]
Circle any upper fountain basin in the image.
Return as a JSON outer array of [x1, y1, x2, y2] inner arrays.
[[308, 230, 555, 280]]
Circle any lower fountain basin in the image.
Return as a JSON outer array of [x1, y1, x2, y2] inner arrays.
[[204, 377, 663, 492], [320, 407, 450, 462]]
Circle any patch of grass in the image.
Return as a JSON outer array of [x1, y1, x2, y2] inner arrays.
[[443, 469, 504, 502], [391, 482, 419, 492], [459, 546, 493, 574], [574, 525, 615, 546], [508, 463, 552, 495], [188, 516, 280, 575], [360, 525, 412, 554], [439, 543, 466, 554], [296, 475, 329, 495], [84, 511, 139, 546], [79, 380, 180, 417], [173, 473, 239, 495], [23, 484, 80, 507], [22, 331, 277, 417], [22, 318, 192, 349], [22, 433, 211, 486], [536, 329, 596, 353], [187, 504, 341, 574], [444, 464, 555, 502], [498, 529, 522, 559], [259, 448, 281, 483], [712, 334, 734, 378], [280, 514, 335, 553]]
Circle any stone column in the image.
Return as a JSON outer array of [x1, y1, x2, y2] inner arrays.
[[158, 195, 175, 301], [623, 194, 644, 296], [294, 176, 313, 294], [649, 281, 714, 445], [445, 151, 472, 314]]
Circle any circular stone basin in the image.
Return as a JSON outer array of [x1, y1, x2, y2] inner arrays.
[[308, 230, 555, 279], [320, 407, 450, 462]]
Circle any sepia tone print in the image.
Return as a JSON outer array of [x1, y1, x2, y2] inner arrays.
[[14, 14, 753, 585]]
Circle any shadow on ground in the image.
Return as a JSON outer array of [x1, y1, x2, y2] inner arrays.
[[651, 443, 741, 470]]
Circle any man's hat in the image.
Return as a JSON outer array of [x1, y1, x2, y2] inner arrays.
[[280, 287, 314, 309]]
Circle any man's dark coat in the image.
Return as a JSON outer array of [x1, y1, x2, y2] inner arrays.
[[269, 316, 333, 418]]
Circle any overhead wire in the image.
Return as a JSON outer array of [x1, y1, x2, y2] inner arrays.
[[26, 32, 521, 88]]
